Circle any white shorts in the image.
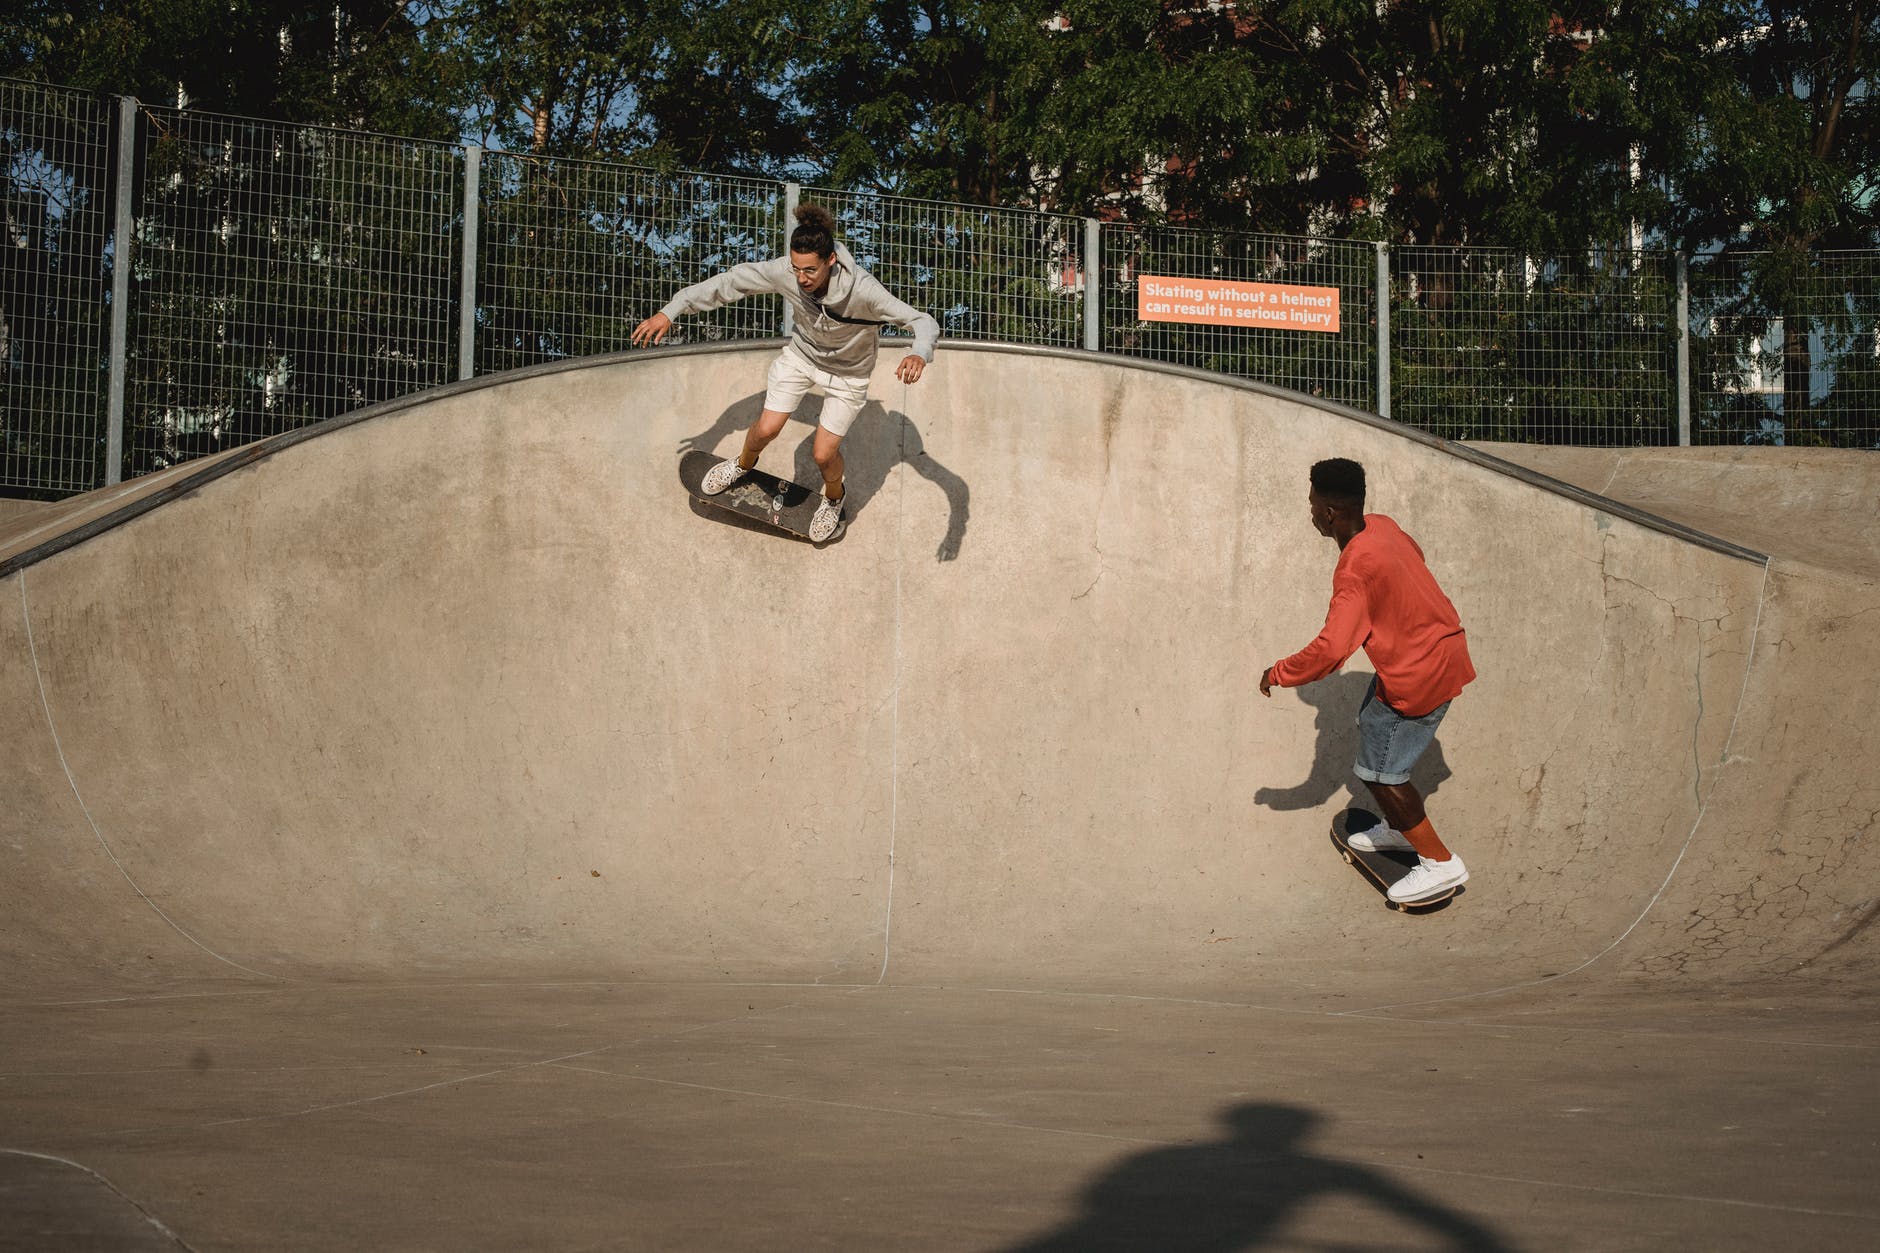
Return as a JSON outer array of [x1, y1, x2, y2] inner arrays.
[[763, 344, 872, 437]]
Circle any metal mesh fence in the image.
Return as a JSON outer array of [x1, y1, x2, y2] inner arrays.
[[4, 75, 1877, 498], [1391, 248, 1679, 445], [807, 187, 1085, 347], [124, 102, 463, 474], [1689, 250, 1880, 448], [1, 80, 113, 494], [477, 154, 782, 373], [1100, 224, 1379, 410]]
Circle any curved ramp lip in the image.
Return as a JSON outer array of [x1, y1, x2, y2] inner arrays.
[[0, 340, 1768, 578]]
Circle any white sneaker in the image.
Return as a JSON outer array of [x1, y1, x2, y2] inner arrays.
[[1388, 854, 1468, 904], [1348, 823, 1414, 853], [701, 458, 749, 495], [809, 492, 845, 542]]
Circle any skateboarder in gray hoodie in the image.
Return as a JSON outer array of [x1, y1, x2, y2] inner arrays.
[[632, 203, 940, 541]]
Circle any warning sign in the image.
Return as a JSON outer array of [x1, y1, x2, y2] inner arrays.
[[1137, 276, 1340, 333]]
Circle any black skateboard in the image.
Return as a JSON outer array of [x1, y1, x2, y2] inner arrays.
[[1330, 808, 1459, 911], [678, 449, 839, 542]]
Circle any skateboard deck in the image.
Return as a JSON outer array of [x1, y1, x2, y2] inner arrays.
[[678, 449, 837, 542], [1330, 808, 1459, 911]]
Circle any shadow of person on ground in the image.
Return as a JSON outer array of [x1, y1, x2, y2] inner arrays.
[[999, 1102, 1513, 1252], [679, 391, 969, 560], [1252, 671, 1451, 815]]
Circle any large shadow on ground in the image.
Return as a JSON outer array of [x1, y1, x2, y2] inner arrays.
[[680, 391, 970, 560], [1000, 1102, 1513, 1251], [1252, 671, 1453, 815]]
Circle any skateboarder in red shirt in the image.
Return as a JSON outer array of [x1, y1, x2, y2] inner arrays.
[[1259, 458, 1476, 904]]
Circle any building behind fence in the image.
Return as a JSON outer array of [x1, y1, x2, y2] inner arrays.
[[3, 79, 1876, 499]]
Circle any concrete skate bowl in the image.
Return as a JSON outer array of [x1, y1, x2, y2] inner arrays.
[[3, 342, 1876, 1250]]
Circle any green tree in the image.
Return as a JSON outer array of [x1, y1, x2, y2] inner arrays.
[[1581, 1, 1879, 442], [419, 0, 664, 154], [767, 2, 1050, 200], [628, 1, 804, 175], [1016, 1, 1342, 230], [1009, 2, 1624, 248], [1694, 1, 1876, 443], [1, 1, 461, 137]]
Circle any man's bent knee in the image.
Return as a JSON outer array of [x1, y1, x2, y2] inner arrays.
[[751, 410, 791, 441], [812, 435, 844, 469]]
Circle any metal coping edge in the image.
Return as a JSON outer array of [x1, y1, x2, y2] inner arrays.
[[1, 339, 1768, 578]]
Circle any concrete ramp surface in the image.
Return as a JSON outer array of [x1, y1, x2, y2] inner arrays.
[[3, 343, 1876, 1250]]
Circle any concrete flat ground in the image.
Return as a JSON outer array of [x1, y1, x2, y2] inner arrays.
[[3, 344, 1876, 1250]]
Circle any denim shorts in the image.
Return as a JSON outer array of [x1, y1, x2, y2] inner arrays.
[[1353, 677, 1449, 786]]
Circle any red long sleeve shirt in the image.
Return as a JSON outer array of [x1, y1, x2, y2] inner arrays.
[[1270, 514, 1475, 717]]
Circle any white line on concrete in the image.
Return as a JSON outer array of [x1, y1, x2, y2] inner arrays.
[[875, 384, 908, 987], [16, 575, 282, 983], [1346, 558, 1774, 1016], [184, 1048, 622, 1131], [1368, 1153, 1877, 1222], [548, 1063, 1166, 1147], [0, 1147, 191, 1246], [77, 1004, 809, 1138], [21, 989, 285, 1009], [543, 1066, 1880, 1222]]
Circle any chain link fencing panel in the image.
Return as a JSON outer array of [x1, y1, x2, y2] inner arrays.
[[1391, 247, 1680, 445], [1689, 250, 1880, 448], [124, 102, 463, 475], [806, 187, 1085, 348], [477, 154, 783, 373], [1099, 224, 1379, 411], [5, 76, 1877, 499], [1, 80, 113, 494]]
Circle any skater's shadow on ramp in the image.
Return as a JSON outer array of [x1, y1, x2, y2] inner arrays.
[[1253, 671, 1452, 814], [1000, 1102, 1510, 1251], [680, 393, 970, 560]]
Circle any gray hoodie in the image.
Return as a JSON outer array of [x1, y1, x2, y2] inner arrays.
[[659, 243, 939, 378]]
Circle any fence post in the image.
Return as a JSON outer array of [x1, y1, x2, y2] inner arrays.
[[1374, 242, 1391, 421], [782, 182, 800, 338], [458, 145, 481, 381], [104, 96, 138, 487], [1083, 218, 1101, 352], [1675, 252, 1691, 446]]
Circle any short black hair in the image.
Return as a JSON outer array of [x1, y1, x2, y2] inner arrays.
[[1310, 458, 1365, 510]]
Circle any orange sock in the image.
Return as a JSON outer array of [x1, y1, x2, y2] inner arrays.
[[1401, 818, 1453, 861]]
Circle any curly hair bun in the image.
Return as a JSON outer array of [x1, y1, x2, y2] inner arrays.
[[789, 203, 837, 257], [794, 203, 836, 233]]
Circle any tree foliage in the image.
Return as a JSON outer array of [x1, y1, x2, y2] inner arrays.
[[6, 0, 1874, 254], [1568, 0, 1880, 439], [1, 1, 462, 137]]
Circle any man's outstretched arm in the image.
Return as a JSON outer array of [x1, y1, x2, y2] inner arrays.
[[1260, 579, 1368, 697]]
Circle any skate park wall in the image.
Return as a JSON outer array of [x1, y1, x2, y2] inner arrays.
[[2, 343, 1873, 1006]]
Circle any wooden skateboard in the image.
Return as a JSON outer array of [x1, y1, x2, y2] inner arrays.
[[678, 449, 839, 542], [1330, 808, 1460, 911]]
